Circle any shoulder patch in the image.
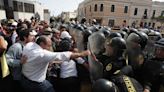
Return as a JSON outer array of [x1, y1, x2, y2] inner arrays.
[[106, 63, 112, 71]]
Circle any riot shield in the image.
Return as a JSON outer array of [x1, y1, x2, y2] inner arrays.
[[145, 31, 162, 59], [69, 27, 85, 52], [88, 31, 105, 82], [126, 33, 145, 68]]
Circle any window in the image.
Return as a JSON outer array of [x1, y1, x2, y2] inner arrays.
[[161, 11, 164, 16], [148, 22, 151, 27], [111, 5, 115, 12], [124, 6, 128, 13], [152, 10, 156, 18], [134, 8, 138, 15], [143, 9, 148, 19], [94, 4, 97, 12], [44, 9, 49, 13], [100, 4, 103, 12], [108, 19, 115, 27], [13, 1, 23, 12], [85, 7, 86, 15], [144, 9, 147, 15], [90, 5, 91, 12], [24, 3, 34, 13]]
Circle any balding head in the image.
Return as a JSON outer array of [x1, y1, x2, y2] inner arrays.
[[36, 35, 52, 50]]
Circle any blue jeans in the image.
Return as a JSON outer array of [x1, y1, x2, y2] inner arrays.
[[21, 75, 55, 92]]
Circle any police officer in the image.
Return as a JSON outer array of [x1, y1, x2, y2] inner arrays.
[[145, 31, 162, 59], [126, 31, 148, 84], [96, 37, 127, 79], [96, 37, 143, 92], [142, 38, 164, 92]]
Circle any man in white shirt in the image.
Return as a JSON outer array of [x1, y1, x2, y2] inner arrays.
[[21, 35, 90, 92]]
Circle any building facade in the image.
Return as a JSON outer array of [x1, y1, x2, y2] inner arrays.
[[0, 0, 50, 21], [61, 11, 77, 22], [78, 0, 164, 28], [0, 0, 6, 20]]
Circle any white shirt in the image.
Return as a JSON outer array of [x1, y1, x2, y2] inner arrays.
[[60, 57, 85, 78], [22, 42, 72, 82]]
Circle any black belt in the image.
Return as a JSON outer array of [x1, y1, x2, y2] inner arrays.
[[22, 75, 41, 84]]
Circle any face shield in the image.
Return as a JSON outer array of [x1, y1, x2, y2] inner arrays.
[[126, 33, 140, 50]]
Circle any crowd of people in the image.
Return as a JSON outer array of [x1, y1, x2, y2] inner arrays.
[[0, 17, 163, 92]]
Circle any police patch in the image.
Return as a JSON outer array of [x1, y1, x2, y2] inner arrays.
[[106, 63, 112, 71]]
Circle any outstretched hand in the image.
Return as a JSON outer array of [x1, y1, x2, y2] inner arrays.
[[20, 55, 28, 64], [81, 50, 91, 57]]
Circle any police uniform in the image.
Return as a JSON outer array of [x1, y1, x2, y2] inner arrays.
[[142, 58, 164, 92], [142, 38, 164, 92], [96, 54, 144, 92], [97, 54, 126, 80]]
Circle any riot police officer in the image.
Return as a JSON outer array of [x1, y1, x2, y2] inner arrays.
[[126, 31, 148, 84], [96, 37, 143, 92], [96, 37, 127, 79], [142, 38, 164, 92]]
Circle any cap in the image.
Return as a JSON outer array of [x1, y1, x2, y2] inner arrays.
[[60, 31, 72, 39]]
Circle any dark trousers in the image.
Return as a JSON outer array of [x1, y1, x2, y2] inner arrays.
[[13, 80, 25, 92], [47, 76, 60, 92], [21, 75, 55, 92], [59, 77, 80, 92], [0, 75, 13, 92]]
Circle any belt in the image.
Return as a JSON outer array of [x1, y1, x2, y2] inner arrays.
[[22, 75, 41, 84]]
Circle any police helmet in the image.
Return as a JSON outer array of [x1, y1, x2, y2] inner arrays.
[[155, 38, 164, 48], [121, 27, 129, 33], [129, 28, 138, 34], [100, 28, 110, 37], [106, 32, 122, 40], [76, 25, 84, 31], [138, 28, 150, 34], [127, 31, 148, 50], [90, 26, 99, 32], [148, 31, 162, 41], [92, 79, 118, 92], [107, 37, 126, 50], [138, 31, 148, 50], [118, 31, 128, 39]]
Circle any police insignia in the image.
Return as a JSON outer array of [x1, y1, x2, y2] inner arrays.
[[106, 63, 112, 71]]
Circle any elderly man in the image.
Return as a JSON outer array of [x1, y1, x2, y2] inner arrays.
[[21, 35, 90, 92]]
